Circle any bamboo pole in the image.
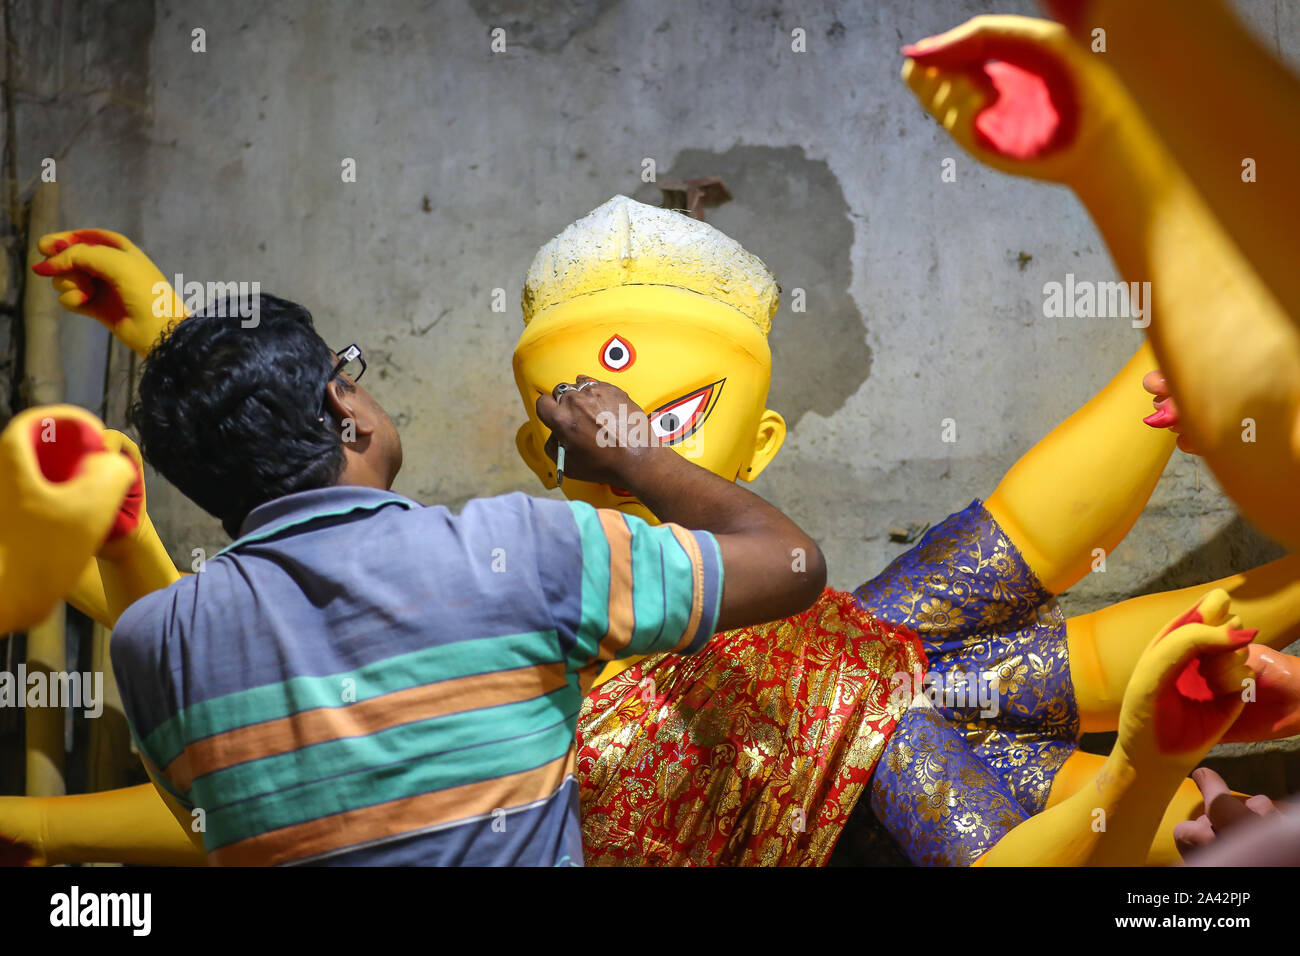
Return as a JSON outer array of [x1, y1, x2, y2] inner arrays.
[[21, 181, 66, 797], [23, 606, 66, 796], [22, 182, 62, 404]]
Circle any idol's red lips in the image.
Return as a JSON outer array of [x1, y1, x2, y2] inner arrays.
[[609, 485, 634, 497]]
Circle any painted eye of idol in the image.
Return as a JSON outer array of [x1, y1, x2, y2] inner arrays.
[[599, 335, 636, 372], [649, 380, 724, 445]]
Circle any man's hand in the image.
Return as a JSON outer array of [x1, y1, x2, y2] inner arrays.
[[31, 228, 186, 357], [1118, 589, 1258, 775], [535, 373, 826, 633], [535, 374, 662, 488], [1173, 767, 1279, 858], [900, 14, 1131, 185]]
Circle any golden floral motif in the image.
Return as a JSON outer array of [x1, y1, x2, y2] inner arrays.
[[868, 707, 1031, 865], [916, 598, 959, 632], [994, 656, 1029, 697], [848, 501, 1084, 860]]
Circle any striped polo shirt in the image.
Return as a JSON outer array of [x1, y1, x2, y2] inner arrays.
[[110, 485, 722, 866]]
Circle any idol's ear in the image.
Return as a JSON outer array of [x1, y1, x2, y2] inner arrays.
[[515, 422, 558, 490], [740, 409, 786, 482]]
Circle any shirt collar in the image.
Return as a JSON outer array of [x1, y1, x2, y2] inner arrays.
[[226, 485, 420, 553]]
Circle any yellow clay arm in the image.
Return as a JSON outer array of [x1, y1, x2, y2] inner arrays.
[[902, 13, 1300, 552], [1068, 553, 1300, 732], [1052, 0, 1300, 327], [977, 742, 1185, 866], [66, 557, 111, 628], [985, 341, 1174, 595], [980, 589, 1254, 865], [0, 783, 206, 866], [96, 430, 182, 625], [1066, 72, 1300, 557], [32, 228, 187, 357], [0, 407, 134, 633]]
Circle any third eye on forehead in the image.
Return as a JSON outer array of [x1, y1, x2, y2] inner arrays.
[[600, 335, 635, 372]]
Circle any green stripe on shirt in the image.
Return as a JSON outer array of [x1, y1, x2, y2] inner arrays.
[[143, 629, 565, 767], [628, 520, 698, 653], [566, 501, 613, 668], [195, 683, 582, 811], [201, 696, 580, 849]]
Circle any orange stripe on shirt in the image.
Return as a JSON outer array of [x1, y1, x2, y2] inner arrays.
[[666, 523, 707, 650], [208, 751, 575, 866], [594, 509, 636, 663], [166, 663, 568, 792]]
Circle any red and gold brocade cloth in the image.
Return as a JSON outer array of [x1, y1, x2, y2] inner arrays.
[[574, 587, 926, 866]]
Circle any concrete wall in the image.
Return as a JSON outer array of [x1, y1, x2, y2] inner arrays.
[[6, 0, 154, 414], [9, 1, 1300, 701], [116, 0, 1299, 616]]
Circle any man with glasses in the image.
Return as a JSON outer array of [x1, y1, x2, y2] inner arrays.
[[98, 291, 826, 866]]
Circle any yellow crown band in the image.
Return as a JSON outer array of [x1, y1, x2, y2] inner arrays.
[[515, 285, 772, 369]]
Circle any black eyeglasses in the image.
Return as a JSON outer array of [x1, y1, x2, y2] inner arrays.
[[317, 343, 367, 421]]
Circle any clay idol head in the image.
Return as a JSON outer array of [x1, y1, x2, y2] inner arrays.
[[512, 195, 786, 525]]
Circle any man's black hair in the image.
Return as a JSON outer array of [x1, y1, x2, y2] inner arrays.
[[131, 293, 349, 539]]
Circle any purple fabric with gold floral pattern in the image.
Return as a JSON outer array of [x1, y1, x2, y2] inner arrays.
[[849, 499, 1079, 865]]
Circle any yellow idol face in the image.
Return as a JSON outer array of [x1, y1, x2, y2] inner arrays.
[[513, 285, 786, 524]]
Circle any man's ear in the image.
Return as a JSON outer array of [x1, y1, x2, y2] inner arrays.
[[740, 408, 786, 482], [324, 381, 375, 437], [516, 422, 558, 490]]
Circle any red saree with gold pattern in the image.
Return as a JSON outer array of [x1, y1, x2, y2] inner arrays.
[[575, 588, 927, 865]]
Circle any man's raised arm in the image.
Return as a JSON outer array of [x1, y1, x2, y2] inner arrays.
[[537, 374, 826, 634]]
